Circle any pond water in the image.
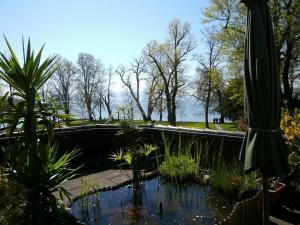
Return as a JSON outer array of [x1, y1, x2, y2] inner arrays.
[[70, 177, 234, 225]]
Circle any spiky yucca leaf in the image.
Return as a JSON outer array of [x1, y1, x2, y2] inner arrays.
[[0, 36, 56, 99]]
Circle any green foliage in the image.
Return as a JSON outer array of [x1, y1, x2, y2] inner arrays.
[[0, 38, 81, 225], [219, 123, 238, 131], [111, 120, 157, 190], [110, 144, 157, 191], [241, 172, 260, 193], [210, 157, 259, 198], [144, 19, 195, 126], [110, 144, 156, 167], [202, 0, 246, 75], [0, 37, 55, 140], [203, 0, 300, 110], [159, 156, 198, 181], [159, 133, 211, 181], [281, 110, 300, 191], [210, 163, 242, 197], [79, 178, 101, 224], [116, 118, 141, 146], [219, 77, 244, 121]]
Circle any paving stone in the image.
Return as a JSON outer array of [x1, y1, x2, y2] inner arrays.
[[57, 169, 132, 205]]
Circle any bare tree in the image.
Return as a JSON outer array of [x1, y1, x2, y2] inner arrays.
[[96, 85, 104, 120], [117, 56, 153, 121], [49, 56, 77, 115], [144, 19, 195, 126], [102, 66, 114, 120], [193, 39, 222, 128], [76, 53, 104, 121], [145, 66, 163, 121], [124, 89, 135, 119]]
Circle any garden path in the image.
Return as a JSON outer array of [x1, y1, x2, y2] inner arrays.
[[57, 169, 132, 205], [214, 123, 223, 131]]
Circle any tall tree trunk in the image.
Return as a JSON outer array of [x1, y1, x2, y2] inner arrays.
[[86, 100, 93, 121], [220, 113, 224, 124], [205, 77, 212, 129], [167, 100, 176, 126], [146, 94, 153, 121], [170, 98, 177, 126], [99, 97, 102, 120], [166, 97, 175, 126], [131, 107, 134, 119], [136, 101, 147, 121], [165, 91, 176, 126], [159, 111, 162, 121], [281, 41, 294, 111], [108, 107, 113, 120], [63, 102, 70, 115]]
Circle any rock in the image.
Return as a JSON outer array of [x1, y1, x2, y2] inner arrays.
[[203, 174, 210, 185]]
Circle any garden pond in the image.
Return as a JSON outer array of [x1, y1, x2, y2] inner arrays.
[[70, 176, 234, 225]]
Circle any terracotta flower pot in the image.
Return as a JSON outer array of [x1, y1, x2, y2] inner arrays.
[[268, 182, 286, 207]]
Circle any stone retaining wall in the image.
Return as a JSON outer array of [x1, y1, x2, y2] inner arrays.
[[0, 125, 245, 172]]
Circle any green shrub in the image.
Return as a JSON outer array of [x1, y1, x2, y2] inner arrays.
[[210, 163, 243, 197], [281, 110, 300, 191], [159, 156, 199, 181], [210, 163, 260, 198]]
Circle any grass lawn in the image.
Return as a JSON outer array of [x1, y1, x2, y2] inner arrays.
[[162, 121, 216, 130], [219, 123, 239, 131], [61, 119, 217, 130]]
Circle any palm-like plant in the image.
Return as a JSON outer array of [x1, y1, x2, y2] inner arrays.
[[0, 37, 56, 140], [110, 144, 157, 191], [0, 38, 81, 225]]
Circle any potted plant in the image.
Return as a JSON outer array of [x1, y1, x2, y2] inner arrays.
[[268, 178, 287, 206]]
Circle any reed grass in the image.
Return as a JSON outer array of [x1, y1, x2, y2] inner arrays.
[[79, 178, 101, 224]]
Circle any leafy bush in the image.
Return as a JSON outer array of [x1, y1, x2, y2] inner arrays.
[[281, 110, 300, 191], [159, 156, 199, 181], [281, 111, 300, 168]]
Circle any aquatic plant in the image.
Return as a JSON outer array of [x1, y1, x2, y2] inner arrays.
[[159, 155, 198, 181], [159, 133, 211, 180], [111, 143, 157, 190], [79, 178, 101, 224], [210, 163, 242, 197], [112, 119, 158, 191]]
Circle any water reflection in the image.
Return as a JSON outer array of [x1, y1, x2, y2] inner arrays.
[[71, 177, 234, 225]]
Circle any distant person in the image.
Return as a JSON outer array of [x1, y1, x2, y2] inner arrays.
[[216, 118, 219, 124]]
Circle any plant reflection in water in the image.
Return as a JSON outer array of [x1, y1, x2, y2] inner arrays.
[[71, 177, 234, 225]]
